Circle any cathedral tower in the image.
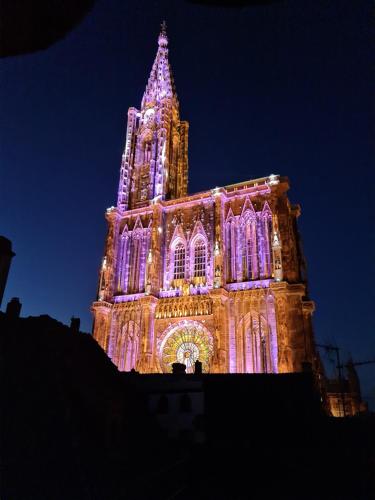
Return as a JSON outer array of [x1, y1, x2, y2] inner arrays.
[[117, 22, 188, 211], [92, 25, 317, 375]]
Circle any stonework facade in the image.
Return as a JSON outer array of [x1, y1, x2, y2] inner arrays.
[[92, 25, 317, 375]]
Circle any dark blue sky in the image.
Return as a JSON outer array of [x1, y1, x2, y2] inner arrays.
[[1, 0, 374, 403]]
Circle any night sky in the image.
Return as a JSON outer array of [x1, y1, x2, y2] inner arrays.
[[1, 1, 374, 404]]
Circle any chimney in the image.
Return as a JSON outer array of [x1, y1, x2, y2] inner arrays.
[[70, 317, 80, 334], [172, 362, 186, 374], [6, 297, 22, 319], [194, 359, 203, 375], [0, 237, 15, 309]]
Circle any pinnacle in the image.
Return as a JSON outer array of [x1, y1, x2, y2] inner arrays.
[[142, 22, 177, 109]]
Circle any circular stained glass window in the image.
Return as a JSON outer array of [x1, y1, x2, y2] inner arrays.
[[161, 324, 213, 373]]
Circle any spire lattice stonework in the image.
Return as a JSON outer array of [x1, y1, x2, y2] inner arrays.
[[142, 21, 177, 108], [117, 24, 188, 211]]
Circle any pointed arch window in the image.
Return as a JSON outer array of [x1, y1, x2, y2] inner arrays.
[[225, 218, 238, 283], [173, 242, 186, 280], [244, 218, 258, 281], [225, 221, 233, 283], [129, 234, 141, 293], [193, 239, 206, 278], [246, 236, 253, 279], [264, 217, 272, 277], [258, 215, 272, 278], [116, 322, 139, 372]]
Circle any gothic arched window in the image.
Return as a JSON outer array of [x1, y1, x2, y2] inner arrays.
[[265, 217, 272, 277], [173, 242, 186, 280], [225, 218, 238, 283], [193, 239, 206, 278], [244, 219, 258, 280], [246, 236, 253, 278], [258, 216, 272, 278], [129, 234, 142, 293]]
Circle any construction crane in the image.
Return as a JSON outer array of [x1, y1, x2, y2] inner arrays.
[[337, 358, 375, 376], [315, 342, 375, 417], [315, 343, 346, 417], [344, 359, 375, 368]]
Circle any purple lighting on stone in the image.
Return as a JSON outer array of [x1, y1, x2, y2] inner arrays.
[[92, 25, 315, 377]]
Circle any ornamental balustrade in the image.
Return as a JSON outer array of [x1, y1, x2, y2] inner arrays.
[[155, 295, 212, 319]]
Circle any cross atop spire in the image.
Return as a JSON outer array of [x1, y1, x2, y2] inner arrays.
[[158, 20, 168, 47]]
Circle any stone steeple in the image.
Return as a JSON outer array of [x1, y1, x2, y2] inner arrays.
[[117, 23, 189, 211], [141, 21, 178, 109]]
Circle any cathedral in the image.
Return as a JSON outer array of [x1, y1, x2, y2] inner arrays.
[[92, 24, 317, 375]]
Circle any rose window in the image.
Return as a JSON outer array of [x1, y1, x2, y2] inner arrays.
[[161, 324, 213, 373]]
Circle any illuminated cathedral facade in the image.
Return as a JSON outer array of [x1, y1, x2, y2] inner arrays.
[[92, 25, 317, 375]]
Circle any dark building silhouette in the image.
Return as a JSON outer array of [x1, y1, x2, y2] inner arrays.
[[1, 308, 374, 500], [0, 236, 15, 308], [1, 310, 163, 500]]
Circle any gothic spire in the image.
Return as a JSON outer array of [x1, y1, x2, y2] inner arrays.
[[141, 21, 178, 109]]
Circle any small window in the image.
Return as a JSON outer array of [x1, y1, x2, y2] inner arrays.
[[174, 243, 186, 280], [193, 240, 206, 278], [246, 238, 252, 279]]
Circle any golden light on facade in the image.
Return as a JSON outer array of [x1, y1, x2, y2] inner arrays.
[[161, 323, 213, 373]]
